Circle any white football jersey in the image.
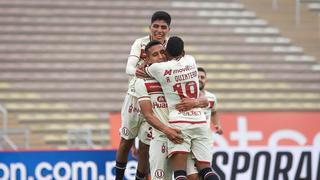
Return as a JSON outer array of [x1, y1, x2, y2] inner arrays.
[[146, 55, 206, 124], [127, 36, 168, 97], [135, 78, 169, 137], [201, 90, 218, 126], [127, 36, 151, 96]]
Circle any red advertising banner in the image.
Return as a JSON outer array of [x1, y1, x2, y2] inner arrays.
[[110, 112, 320, 148]]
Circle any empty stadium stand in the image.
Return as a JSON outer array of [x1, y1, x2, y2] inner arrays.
[[0, 0, 319, 149]]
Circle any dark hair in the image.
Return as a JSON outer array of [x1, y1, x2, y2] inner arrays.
[[197, 67, 206, 75], [151, 11, 171, 26], [145, 40, 162, 54], [166, 36, 184, 57]]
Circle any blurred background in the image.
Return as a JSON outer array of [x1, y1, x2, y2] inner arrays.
[[0, 0, 319, 151]]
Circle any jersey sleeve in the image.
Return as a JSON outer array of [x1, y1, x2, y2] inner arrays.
[[126, 39, 141, 75], [145, 63, 163, 81], [208, 94, 218, 111], [135, 79, 150, 102]]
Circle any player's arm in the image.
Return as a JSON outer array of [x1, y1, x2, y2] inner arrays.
[[175, 96, 209, 112], [211, 110, 223, 135], [136, 62, 150, 79], [139, 100, 183, 144], [126, 39, 142, 76]]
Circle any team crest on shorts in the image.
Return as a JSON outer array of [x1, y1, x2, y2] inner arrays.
[[122, 127, 129, 136], [155, 169, 164, 178]]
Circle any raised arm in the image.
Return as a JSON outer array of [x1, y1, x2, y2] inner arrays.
[[126, 56, 140, 75], [126, 39, 144, 76]]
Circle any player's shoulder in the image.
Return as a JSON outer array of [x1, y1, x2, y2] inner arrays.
[[184, 54, 196, 61], [149, 61, 170, 69], [133, 36, 150, 46], [204, 90, 217, 99]]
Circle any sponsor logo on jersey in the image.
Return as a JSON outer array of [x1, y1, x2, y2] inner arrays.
[[163, 69, 172, 76], [157, 96, 166, 103], [153, 102, 168, 109], [128, 104, 140, 113], [173, 64, 196, 74]]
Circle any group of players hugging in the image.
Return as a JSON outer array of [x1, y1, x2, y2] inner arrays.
[[114, 11, 223, 180]]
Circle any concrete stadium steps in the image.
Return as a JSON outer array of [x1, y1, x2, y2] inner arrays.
[[44, 134, 110, 149], [0, 9, 249, 20], [241, 0, 320, 61], [0, 1, 244, 11], [16, 112, 109, 123], [218, 102, 320, 111], [0, 92, 124, 101], [1, 53, 314, 63], [0, 26, 281, 36], [0, 16, 269, 28], [195, 54, 316, 63], [1, 61, 316, 73], [0, 45, 304, 55], [0, 53, 127, 62], [301, 0, 320, 14], [0, 82, 128, 92], [3, 102, 122, 112], [1, 70, 319, 82], [205, 82, 320, 92], [1, 35, 293, 45]]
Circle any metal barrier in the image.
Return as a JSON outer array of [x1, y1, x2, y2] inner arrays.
[[0, 104, 8, 132], [0, 104, 17, 150], [0, 128, 29, 149], [0, 104, 30, 150], [272, 0, 301, 25], [67, 129, 94, 148]]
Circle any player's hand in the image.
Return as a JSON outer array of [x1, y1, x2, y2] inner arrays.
[[176, 98, 197, 112], [135, 68, 150, 79], [215, 125, 223, 135], [131, 146, 139, 159], [164, 127, 183, 144]]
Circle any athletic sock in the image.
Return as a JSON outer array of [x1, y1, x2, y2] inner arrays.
[[115, 161, 127, 180], [135, 170, 146, 180], [174, 170, 187, 180], [199, 167, 220, 180]]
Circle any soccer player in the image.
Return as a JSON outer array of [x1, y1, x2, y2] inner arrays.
[[136, 40, 209, 180], [197, 67, 223, 135], [115, 11, 171, 180], [144, 37, 220, 180]]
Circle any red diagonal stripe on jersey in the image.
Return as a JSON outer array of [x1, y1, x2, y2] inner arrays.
[[145, 82, 163, 93]]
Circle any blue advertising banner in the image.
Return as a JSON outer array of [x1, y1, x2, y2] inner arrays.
[[0, 149, 137, 180], [1, 147, 319, 180]]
